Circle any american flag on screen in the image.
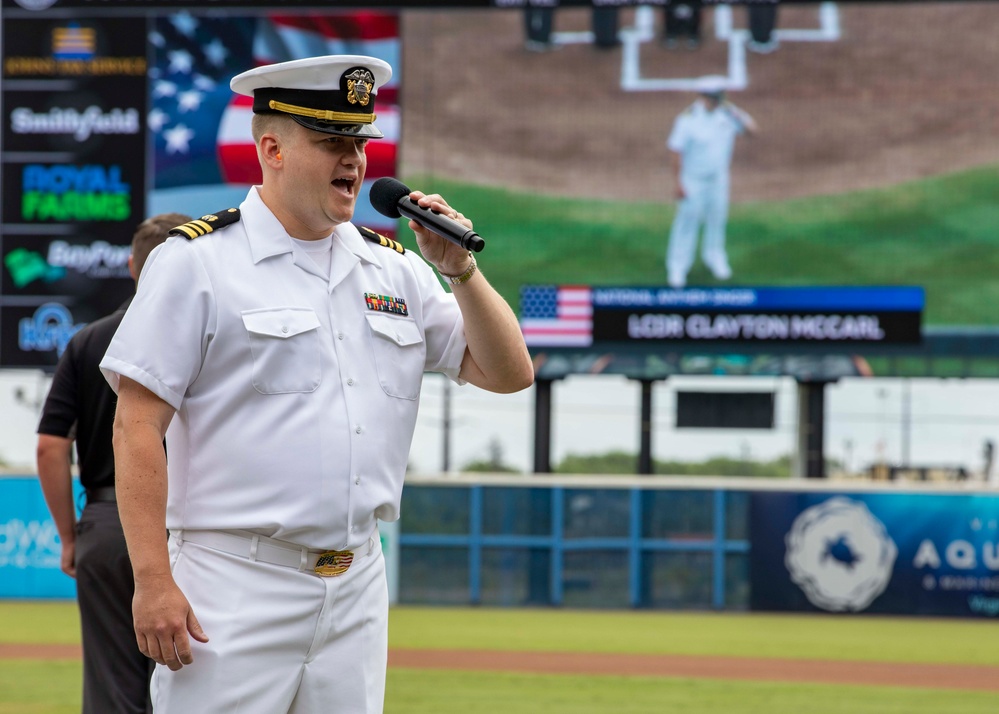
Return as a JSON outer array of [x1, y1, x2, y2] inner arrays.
[[519, 286, 593, 347], [148, 11, 400, 235]]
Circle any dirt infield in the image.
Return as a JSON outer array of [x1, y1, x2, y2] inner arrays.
[[6, 644, 999, 692], [390, 649, 999, 692], [401, 4, 999, 203]]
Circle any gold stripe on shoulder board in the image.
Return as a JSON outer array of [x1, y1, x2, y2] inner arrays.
[[168, 208, 241, 240], [358, 225, 405, 254]]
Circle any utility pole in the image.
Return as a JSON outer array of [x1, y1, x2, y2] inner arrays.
[[901, 379, 911, 468], [442, 377, 452, 473]]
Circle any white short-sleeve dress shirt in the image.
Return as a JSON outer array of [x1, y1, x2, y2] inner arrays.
[[100, 187, 467, 550]]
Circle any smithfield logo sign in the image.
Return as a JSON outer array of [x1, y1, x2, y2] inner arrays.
[[784, 497, 897, 612], [11, 106, 140, 142]]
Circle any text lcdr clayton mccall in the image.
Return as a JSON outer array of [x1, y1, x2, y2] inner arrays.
[[624, 312, 889, 342], [594, 286, 925, 344]]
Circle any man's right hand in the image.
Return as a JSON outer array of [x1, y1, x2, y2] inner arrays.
[[133, 576, 209, 671], [60, 539, 76, 578], [675, 184, 687, 200]]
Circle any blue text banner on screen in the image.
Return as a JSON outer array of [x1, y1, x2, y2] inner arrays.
[[592, 286, 925, 311], [519, 286, 924, 347]]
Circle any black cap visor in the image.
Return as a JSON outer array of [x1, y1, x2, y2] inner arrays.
[[287, 114, 384, 139]]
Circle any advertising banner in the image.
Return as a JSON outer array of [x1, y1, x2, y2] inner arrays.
[[750, 491, 999, 618], [0, 476, 81, 599], [1, 16, 147, 368], [1, 10, 400, 368]]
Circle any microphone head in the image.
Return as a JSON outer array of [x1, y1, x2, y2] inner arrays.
[[369, 177, 411, 219]]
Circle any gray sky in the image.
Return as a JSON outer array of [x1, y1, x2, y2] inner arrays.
[[4, 368, 996, 482], [409, 374, 999, 479]]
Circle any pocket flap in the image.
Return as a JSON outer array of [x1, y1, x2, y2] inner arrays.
[[365, 313, 423, 347], [242, 308, 321, 339]]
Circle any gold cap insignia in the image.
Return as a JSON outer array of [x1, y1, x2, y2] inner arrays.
[[345, 69, 374, 106]]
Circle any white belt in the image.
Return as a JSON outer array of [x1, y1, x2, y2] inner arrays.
[[171, 529, 377, 577]]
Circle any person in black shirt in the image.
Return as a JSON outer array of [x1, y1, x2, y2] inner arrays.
[[36, 212, 191, 714]]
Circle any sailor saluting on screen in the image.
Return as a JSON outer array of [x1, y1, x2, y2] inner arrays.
[[665, 75, 757, 289]]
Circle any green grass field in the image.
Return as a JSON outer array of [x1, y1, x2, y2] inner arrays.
[[3, 602, 999, 714], [404, 166, 999, 327]]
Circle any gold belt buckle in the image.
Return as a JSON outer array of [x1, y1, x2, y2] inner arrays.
[[314, 549, 354, 577]]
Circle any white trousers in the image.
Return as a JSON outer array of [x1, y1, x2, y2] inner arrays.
[[152, 531, 388, 714], [666, 171, 730, 277]]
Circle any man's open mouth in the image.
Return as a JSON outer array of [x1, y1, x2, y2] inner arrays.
[[332, 177, 356, 195]]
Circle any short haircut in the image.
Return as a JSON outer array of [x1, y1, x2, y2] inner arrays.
[[131, 212, 192, 278], [251, 112, 295, 144]]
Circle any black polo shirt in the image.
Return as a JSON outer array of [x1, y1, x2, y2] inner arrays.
[[37, 300, 130, 491]]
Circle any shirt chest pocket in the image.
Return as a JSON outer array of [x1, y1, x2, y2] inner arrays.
[[365, 313, 426, 400], [241, 308, 322, 394]]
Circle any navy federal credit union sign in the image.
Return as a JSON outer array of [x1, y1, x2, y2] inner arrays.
[[749, 491, 999, 618], [519, 285, 923, 348]]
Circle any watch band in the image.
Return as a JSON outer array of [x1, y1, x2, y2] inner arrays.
[[440, 253, 477, 286]]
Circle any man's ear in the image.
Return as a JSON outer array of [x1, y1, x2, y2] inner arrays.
[[260, 134, 283, 169], [128, 254, 137, 282]]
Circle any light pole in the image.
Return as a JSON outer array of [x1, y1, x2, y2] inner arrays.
[[442, 377, 452, 473], [901, 378, 911, 468]]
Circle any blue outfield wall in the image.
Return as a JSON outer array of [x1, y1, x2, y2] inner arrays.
[[396, 475, 999, 617], [398, 480, 750, 609], [4, 472, 999, 617]]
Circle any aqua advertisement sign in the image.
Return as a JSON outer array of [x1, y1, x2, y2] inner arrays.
[[750, 491, 999, 617], [0, 476, 81, 599]]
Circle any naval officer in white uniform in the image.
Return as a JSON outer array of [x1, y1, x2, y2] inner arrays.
[[100, 54, 533, 714], [665, 75, 758, 288]]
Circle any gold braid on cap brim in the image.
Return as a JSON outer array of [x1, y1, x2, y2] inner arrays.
[[268, 99, 376, 124]]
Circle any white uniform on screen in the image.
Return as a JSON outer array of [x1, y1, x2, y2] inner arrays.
[[666, 76, 757, 288]]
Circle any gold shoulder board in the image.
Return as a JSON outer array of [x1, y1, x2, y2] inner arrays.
[[358, 225, 405, 254], [168, 208, 241, 240]]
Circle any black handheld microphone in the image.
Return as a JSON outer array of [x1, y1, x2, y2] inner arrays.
[[369, 177, 485, 253]]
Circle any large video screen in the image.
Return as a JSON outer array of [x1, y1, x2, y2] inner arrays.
[[396, 3, 998, 362]]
